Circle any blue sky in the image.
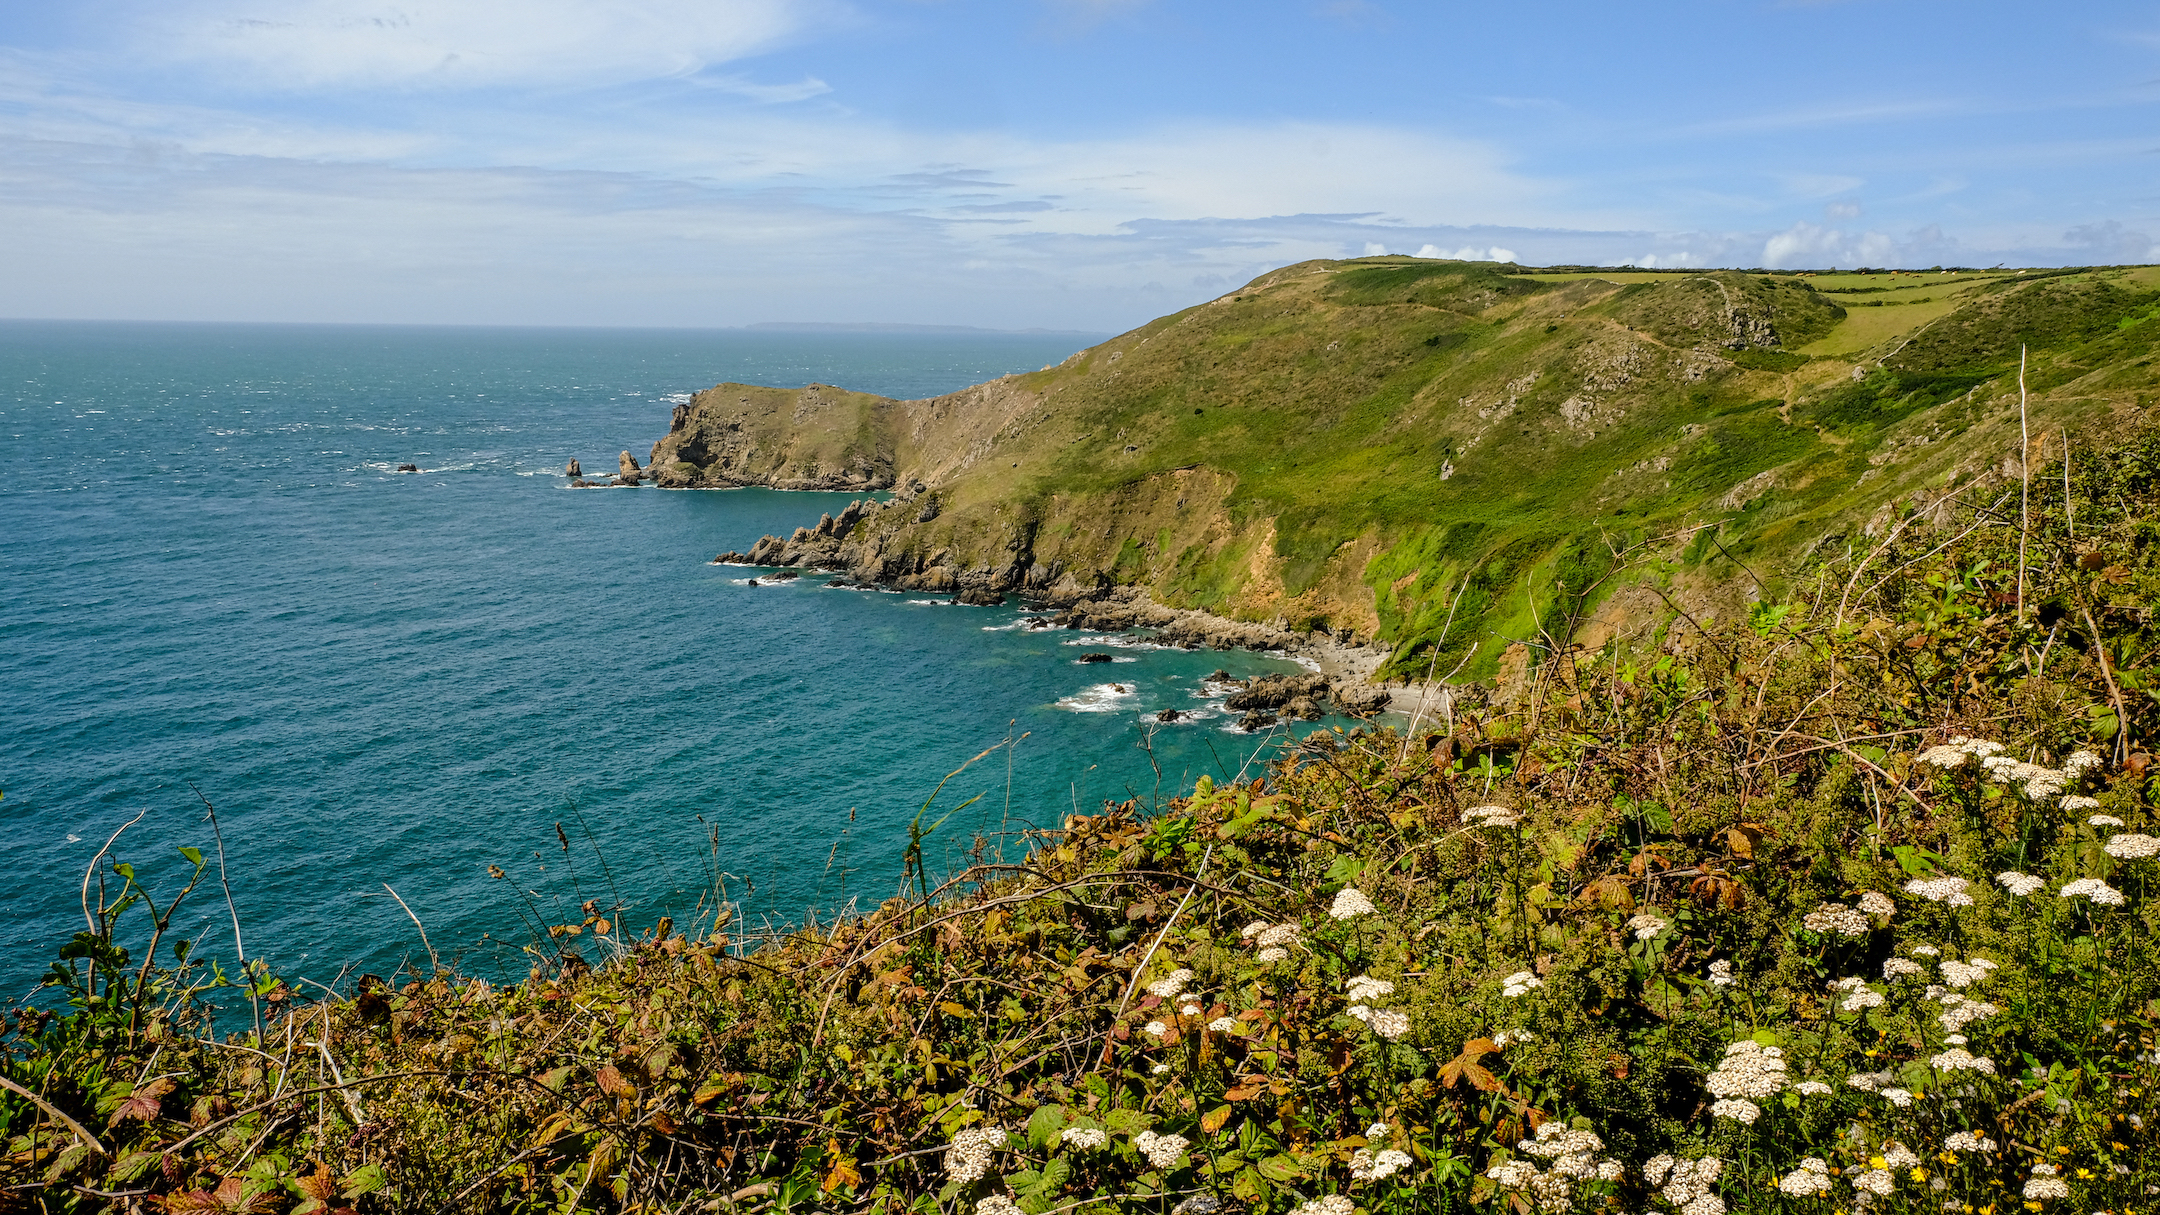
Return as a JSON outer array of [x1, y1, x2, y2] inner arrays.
[[3, 0, 2158, 330]]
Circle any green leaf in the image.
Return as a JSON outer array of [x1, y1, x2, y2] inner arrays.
[[113, 862, 135, 881], [178, 846, 204, 867], [1025, 1104, 1068, 1149], [1257, 1154, 1304, 1182], [340, 1163, 390, 1197]]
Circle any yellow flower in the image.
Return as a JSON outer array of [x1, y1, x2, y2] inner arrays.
[[1872, 1156, 1889, 1170], [1913, 1167, 1929, 1182], [2078, 1169, 2094, 1180], [2055, 1146, 2072, 1156], [2025, 1204, 2043, 1213], [2113, 1141, 2130, 1151]]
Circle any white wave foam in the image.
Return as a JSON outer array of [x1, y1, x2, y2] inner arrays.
[[1056, 682, 1139, 713]]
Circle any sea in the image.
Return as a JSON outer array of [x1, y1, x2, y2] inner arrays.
[[0, 320, 1340, 1006]]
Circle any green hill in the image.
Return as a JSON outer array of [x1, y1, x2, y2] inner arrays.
[[651, 260, 2160, 679]]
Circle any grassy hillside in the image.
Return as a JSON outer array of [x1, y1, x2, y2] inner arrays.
[[652, 260, 2160, 679], [8, 422, 2157, 1213]]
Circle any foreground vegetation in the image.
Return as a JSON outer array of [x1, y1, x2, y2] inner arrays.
[[6, 424, 2159, 1214]]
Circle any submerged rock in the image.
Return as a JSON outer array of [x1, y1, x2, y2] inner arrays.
[[396, 463, 419, 473]]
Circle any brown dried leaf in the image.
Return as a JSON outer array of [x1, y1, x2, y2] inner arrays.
[[595, 1064, 637, 1099], [110, 1076, 176, 1126]]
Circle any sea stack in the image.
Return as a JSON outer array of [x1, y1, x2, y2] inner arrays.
[[565, 458, 581, 477]]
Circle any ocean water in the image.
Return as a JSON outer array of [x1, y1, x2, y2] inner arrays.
[[0, 320, 1333, 1003]]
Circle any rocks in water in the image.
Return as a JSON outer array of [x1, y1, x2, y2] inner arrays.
[[1207, 669, 1233, 683], [1237, 710, 1279, 731], [615, 452, 643, 485], [1077, 652, 1113, 664], [1224, 673, 1330, 712], [764, 569, 800, 582], [1156, 708, 1184, 722], [711, 551, 746, 563], [564, 458, 581, 477], [1285, 696, 1325, 721], [571, 478, 593, 487], [953, 585, 1006, 606], [396, 463, 419, 472], [1332, 684, 1393, 717]]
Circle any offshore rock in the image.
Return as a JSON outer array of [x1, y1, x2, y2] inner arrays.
[[565, 459, 581, 477]]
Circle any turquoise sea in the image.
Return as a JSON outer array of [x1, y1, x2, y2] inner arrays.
[[0, 320, 1331, 1003]]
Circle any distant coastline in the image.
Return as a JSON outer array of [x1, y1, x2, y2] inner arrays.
[[744, 321, 1106, 337]]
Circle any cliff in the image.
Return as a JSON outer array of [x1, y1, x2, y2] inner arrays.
[[657, 259, 2160, 678]]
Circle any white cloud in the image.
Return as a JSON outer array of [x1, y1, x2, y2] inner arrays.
[[2064, 219, 2158, 263], [136, 0, 821, 90], [1410, 243, 1515, 262], [1363, 241, 1389, 255], [1825, 201, 1862, 219]]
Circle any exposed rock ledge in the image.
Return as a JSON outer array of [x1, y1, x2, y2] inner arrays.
[[713, 496, 1405, 717]]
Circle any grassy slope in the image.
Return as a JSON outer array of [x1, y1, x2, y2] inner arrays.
[[657, 260, 2160, 679]]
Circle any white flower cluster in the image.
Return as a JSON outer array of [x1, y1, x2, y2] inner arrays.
[[1802, 902, 1872, 936], [1777, 1157, 1833, 1196], [1858, 890, 1897, 916], [1645, 1154, 1725, 1215], [2088, 810, 2123, 825], [1060, 1127, 1109, 1150], [1502, 970, 1544, 997], [1206, 1016, 1237, 1033], [1847, 1069, 1897, 1092], [1943, 1130, 1996, 1153], [2105, 833, 2160, 860], [945, 1126, 1006, 1184], [1133, 1129, 1188, 1170], [1852, 1167, 1897, 1197], [1883, 957, 1925, 981], [1903, 876, 1973, 906], [1939, 957, 1997, 988], [1707, 1040, 1788, 1101], [1287, 1197, 1354, 1215], [1350, 1147, 1414, 1180], [1881, 1143, 1921, 1170], [1244, 921, 1301, 961], [1910, 944, 1940, 956], [2024, 1162, 2069, 1200], [1369, 1009, 1410, 1040], [1486, 1122, 1624, 1212], [1345, 974, 1395, 1002], [1330, 887, 1377, 920], [1982, 754, 2070, 802], [2062, 877, 2126, 906], [1144, 1020, 1168, 1038], [1710, 1098, 1760, 1124], [1929, 1048, 1996, 1074], [1627, 913, 1669, 940], [1707, 959, 1734, 987], [1916, 736, 2004, 768], [1146, 968, 1195, 999], [977, 1196, 1024, 1215], [1997, 871, 2046, 896], [1464, 804, 1521, 828], [2065, 749, 2106, 777], [1495, 1028, 1535, 1048], [1937, 994, 2000, 1034], [1842, 987, 1886, 1012], [1793, 1080, 1833, 1096]]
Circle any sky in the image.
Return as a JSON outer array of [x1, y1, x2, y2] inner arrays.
[[3, 0, 2158, 331]]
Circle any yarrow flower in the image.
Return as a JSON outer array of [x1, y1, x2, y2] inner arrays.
[[1464, 804, 1521, 828], [1645, 1154, 1724, 1215], [1842, 987, 1886, 1012], [2061, 877, 2127, 906], [977, 1196, 1024, 1215], [1794, 1080, 1833, 1096], [1997, 871, 2046, 896], [1707, 1040, 1788, 1100], [1351, 1147, 1414, 1181], [1060, 1127, 1108, 1150], [1881, 1087, 1915, 1106], [1881, 1143, 1921, 1170], [944, 1126, 1006, 1184], [1133, 1129, 1188, 1170], [1627, 913, 1670, 940], [1802, 902, 1871, 936], [2088, 812, 2125, 826], [1495, 1028, 1536, 1047], [1929, 1048, 1996, 1074], [1207, 1016, 1237, 1033], [1707, 959, 1734, 987], [1255, 947, 1289, 962], [1982, 754, 2069, 802], [1239, 921, 1269, 938], [1884, 957, 1925, 981], [1938, 997, 2000, 1033], [1910, 944, 1940, 956], [1778, 1157, 1833, 1196], [1145, 969, 1194, 999], [1858, 890, 1897, 916], [1917, 736, 2003, 768], [1853, 1167, 1897, 1196], [1369, 1009, 1411, 1040], [2024, 1163, 2070, 1200], [1255, 923, 1301, 949], [1942, 1131, 1996, 1153], [2064, 797, 2104, 813], [1502, 970, 1544, 997], [2105, 833, 2160, 860], [1939, 958, 1997, 989], [1330, 887, 1377, 920], [1178, 1003, 1200, 1016], [1847, 1070, 1896, 1092], [1288, 1196, 1354, 1215], [1904, 876, 1974, 906], [1143, 1020, 1167, 1037], [2064, 749, 2105, 777], [1345, 975, 1395, 1002], [1711, 1098, 1761, 1124]]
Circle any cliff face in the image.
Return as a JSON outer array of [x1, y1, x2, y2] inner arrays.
[[679, 259, 2160, 677]]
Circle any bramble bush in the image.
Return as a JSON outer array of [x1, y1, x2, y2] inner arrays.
[[4, 425, 2158, 1214]]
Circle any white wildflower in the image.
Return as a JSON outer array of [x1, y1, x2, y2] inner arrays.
[[1940, 960, 1994, 989], [944, 1126, 1006, 1184], [1707, 959, 1734, 986], [1255, 923, 1302, 949], [1464, 804, 1521, 828], [1255, 947, 1288, 962], [1288, 1197, 1354, 1215], [1847, 1070, 1892, 1092], [1061, 1127, 1109, 1150], [1858, 890, 1897, 916], [1982, 754, 2069, 802], [1178, 1003, 1201, 1016], [2064, 797, 2103, 813], [1911, 944, 1940, 956], [1884, 957, 1925, 981], [2024, 1163, 2070, 1201], [1495, 1028, 1536, 1047], [1904, 876, 1972, 903], [1239, 920, 1270, 938], [2088, 812, 2125, 826], [1345, 1004, 1372, 1023], [1132, 1129, 1188, 1170], [1502, 970, 1544, 997], [2105, 833, 2160, 860], [1842, 987, 1886, 1012], [1944, 1034, 1967, 1045], [1486, 1160, 1540, 1189], [1997, 871, 2046, 896], [1882, 1143, 1921, 1170], [1794, 1080, 1832, 1096], [1351, 1147, 1413, 1180], [1711, 1098, 1761, 1124], [1345, 975, 1395, 1002], [2062, 877, 2127, 906], [1370, 1009, 1411, 1040], [1627, 913, 1670, 940], [1707, 1039, 1788, 1100], [2065, 750, 2105, 776], [977, 1196, 1024, 1215], [1802, 902, 1871, 936], [1207, 1016, 1237, 1033], [1681, 1196, 1725, 1215], [1653, 1156, 1724, 1210], [1330, 887, 1377, 920], [1942, 1130, 1996, 1153], [1939, 999, 2000, 1033], [1145, 968, 1194, 999], [1151, 1062, 1169, 1074], [1881, 1087, 1914, 1106], [1365, 1122, 1390, 1139], [1778, 1158, 1833, 1196], [1597, 1160, 1624, 1182], [1853, 1168, 1897, 1197], [1930, 1048, 1996, 1074], [1143, 1020, 1167, 1037]]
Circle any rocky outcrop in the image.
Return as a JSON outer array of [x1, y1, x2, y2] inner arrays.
[[646, 383, 899, 491], [565, 459, 581, 477]]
